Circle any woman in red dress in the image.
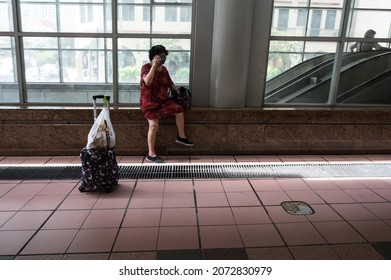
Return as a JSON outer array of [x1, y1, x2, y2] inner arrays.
[[140, 45, 193, 163]]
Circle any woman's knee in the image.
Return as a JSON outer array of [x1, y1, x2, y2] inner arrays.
[[148, 120, 159, 131]]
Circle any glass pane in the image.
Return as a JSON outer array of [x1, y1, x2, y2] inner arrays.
[[20, 3, 57, 32], [271, 8, 307, 36], [59, 3, 110, 32], [265, 41, 337, 104], [0, 37, 18, 103], [118, 4, 151, 33], [24, 37, 112, 103], [274, 0, 309, 7], [337, 42, 391, 105], [152, 5, 191, 34], [306, 9, 342, 37], [155, 0, 192, 3], [118, 0, 150, 3], [348, 10, 391, 38], [354, 0, 391, 9], [0, 2, 13, 31], [310, 0, 343, 8]]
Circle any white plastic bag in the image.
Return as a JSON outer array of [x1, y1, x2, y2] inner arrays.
[[86, 107, 116, 149]]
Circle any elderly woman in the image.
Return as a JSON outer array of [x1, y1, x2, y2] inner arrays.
[[139, 45, 193, 163]]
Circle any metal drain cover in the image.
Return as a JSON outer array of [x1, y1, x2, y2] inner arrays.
[[281, 201, 314, 215]]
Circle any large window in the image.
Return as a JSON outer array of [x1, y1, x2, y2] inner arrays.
[[267, 0, 391, 106], [0, 0, 193, 105]]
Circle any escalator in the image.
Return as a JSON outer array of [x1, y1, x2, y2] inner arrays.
[[265, 50, 391, 104]]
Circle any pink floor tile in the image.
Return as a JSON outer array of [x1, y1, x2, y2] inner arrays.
[[200, 225, 243, 249], [157, 226, 199, 250], [212, 155, 236, 163], [221, 179, 253, 192], [0, 231, 36, 255], [122, 208, 161, 227], [7, 183, 48, 196], [226, 192, 261, 207], [303, 179, 340, 190], [160, 208, 197, 227], [113, 227, 158, 252], [256, 155, 282, 163], [0, 212, 15, 227], [22, 157, 52, 165], [238, 224, 284, 247], [164, 180, 193, 193], [312, 221, 366, 244], [67, 228, 118, 253], [315, 190, 356, 204], [1, 211, 52, 230], [331, 243, 384, 260], [45, 156, 79, 164], [128, 193, 163, 208], [231, 206, 271, 224], [196, 192, 229, 207], [0, 157, 28, 165], [249, 179, 282, 192], [360, 179, 391, 189], [234, 155, 261, 163], [190, 155, 214, 163], [331, 204, 378, 221], [344, 189, 386, 203], [330, 179, 366, 190], [20, 229, 78, 255], [362, 202, 391, 219], [135, 180, 165, 193], [93, 195, 131, 209], [276, 178, 311, 191], [256, 191, 291, 206], [0, 183, 19, 196], [198, 207, 236, 226], [58, 194, 99, 210], [118, 156, 145, 164], [265, 206, 308, 223], [246, 247, 294, 260], [38, 182, 76, 196], [306, 204, 343, 222], [21, 195, 66, 210], [165, 155, 190, 164], [285, 190, 325, 204], [162, 192, 195, 208], [276, 223, 326, 245], [372, 188, 391, 201], [194, 180, 224, 193], [350, 220, 391, 242], [289, 245, 340, 260], [82, 209, 125, 228], [42, 210, 90, 230]]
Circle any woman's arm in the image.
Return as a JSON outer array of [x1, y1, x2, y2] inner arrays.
[[143, 56, 161, 86]]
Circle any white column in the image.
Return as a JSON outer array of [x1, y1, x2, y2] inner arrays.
[[209, 0, 254, 108]]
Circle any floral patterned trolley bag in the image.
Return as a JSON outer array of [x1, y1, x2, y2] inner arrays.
[[79, 95, 119, 193]]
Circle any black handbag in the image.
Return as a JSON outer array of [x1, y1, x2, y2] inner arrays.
[[170, 87, 192, 110]]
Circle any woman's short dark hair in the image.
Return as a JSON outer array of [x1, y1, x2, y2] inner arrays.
[[148, 45, 168, 61]]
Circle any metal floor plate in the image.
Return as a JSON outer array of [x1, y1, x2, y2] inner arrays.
[[1, 162, 391, 180]]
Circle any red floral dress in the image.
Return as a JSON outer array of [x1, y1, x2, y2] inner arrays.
[[139, 63, 184, 120]]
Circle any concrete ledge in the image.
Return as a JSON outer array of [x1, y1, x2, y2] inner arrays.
[[1, 107, 391, 156]]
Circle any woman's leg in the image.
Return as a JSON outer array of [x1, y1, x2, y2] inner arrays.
[[147, 119, 159, 156], [175, 112, 186, 138]]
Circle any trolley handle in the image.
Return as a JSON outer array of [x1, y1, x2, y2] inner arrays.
[[93, 95, 110, 101]]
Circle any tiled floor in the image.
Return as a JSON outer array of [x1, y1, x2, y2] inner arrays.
[[1, 154, 391, 260]]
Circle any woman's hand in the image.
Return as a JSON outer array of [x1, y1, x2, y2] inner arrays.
[[152, 55, 162, 68]]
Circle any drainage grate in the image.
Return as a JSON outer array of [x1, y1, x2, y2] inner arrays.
[[281, 201, 314, 215], [1, 163, 391, 181]]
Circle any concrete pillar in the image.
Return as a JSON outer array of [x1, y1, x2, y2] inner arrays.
[[209, 0, 254, 108]]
